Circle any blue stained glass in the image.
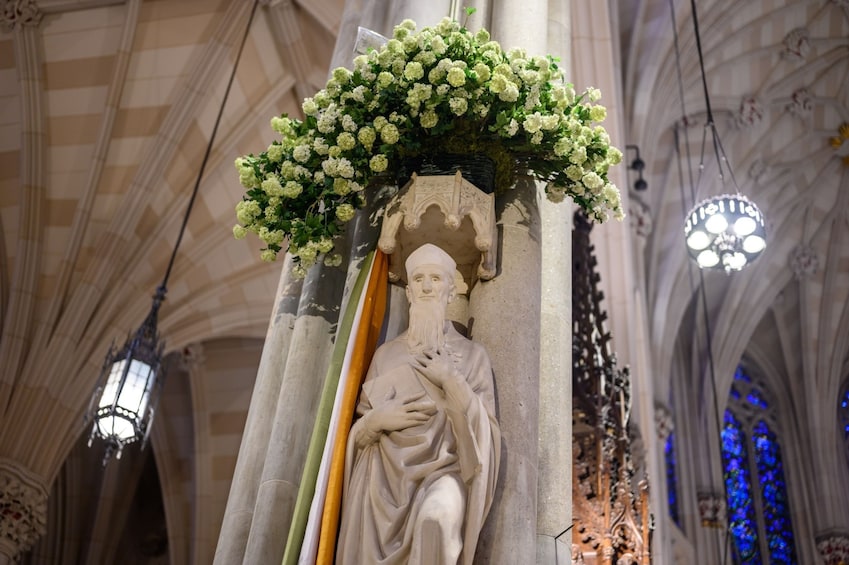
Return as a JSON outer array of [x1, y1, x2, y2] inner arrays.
[[734, 367, 751, 382], [753, 420, 797, 564], [721, 411, 762, 564], [665, 432, 680, 526], [746, 388, 768, 409], [731, 386, 741, 400], [842, 388, 849, 439]]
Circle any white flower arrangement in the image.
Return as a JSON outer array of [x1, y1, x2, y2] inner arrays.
[[234, 14, 623, 274]]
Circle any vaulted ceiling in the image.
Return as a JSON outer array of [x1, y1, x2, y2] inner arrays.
[[0, 0, 343, 478], [620, 0, 849, 420]]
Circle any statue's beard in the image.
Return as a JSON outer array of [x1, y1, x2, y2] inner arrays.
[[406, 301, 447, 354]]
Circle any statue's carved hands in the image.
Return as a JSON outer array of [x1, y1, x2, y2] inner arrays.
[[413, 348, 459, 389], [414, 348, 472, 411], [362, 390, 436, 437]]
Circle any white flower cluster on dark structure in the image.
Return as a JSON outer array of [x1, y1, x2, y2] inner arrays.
[[234, 16, 623, 274]]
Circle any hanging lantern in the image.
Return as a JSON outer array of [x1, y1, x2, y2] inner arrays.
[[85, 0, 260, 465], [87, 288, 166, 463], [684, 194, 767, 272]]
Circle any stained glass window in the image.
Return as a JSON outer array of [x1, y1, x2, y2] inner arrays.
[[665, 431, 680, 526], [841, 383, 849, 442], [721, 412, 761, 564], [721, 366, 797, 565], [752, 421, 795, 564]]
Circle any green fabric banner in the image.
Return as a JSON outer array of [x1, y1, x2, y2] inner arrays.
[[281, 252, 375, 565]]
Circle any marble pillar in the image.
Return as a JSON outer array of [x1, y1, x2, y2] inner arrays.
[[241, 271, 348, 565], [471, 177, 542, 564], [484, 1, 577, 563], [537, 1, 573, 563]]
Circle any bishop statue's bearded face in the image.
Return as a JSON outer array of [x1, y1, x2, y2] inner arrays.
[[404, 264, 455, 354]]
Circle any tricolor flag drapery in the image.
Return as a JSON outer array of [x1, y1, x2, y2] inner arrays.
[[282, 250, 389, 565]]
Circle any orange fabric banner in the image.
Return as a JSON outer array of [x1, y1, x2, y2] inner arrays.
[[315, 250, 388, 564]]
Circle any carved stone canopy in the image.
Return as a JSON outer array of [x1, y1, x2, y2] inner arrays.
[[378, 171, 497, 291]]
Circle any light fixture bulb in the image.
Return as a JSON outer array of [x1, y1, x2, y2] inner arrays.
[[734, 216, 756, 236], [683, 194, 767, 272], [687, 230, 711, 251], [704, 213, 728, 234], [97, 415, 136, 441], [697, 249, 720, 268], [742, 235, 766, 254]]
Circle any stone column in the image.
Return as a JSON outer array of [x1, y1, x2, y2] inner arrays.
[[471, 177, 542, 564], [537, 1, 573, 563], [0, 8, 47, 563], [477, 1, 580, 562], [695, 491, 731, 564], [214, 258, 348, 565], [653, 403, 676, 563], [0, 459, 48, 563]]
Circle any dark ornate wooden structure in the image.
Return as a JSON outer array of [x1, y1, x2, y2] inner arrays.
[[572, 212, 652, 565]]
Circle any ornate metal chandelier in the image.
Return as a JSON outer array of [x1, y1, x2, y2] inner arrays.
[[87, 287, 166, 462], [681, 0, 767, 273], [684, 193, 766, 272]]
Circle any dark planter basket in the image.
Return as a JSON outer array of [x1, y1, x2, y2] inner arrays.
[[395, 153, 497, 194]]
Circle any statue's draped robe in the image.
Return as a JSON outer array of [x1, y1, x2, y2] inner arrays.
[[336, 327, 500, 565]]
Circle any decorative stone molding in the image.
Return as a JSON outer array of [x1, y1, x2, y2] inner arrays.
[[790, 244, 819, 279], [0, 0, 42, 30], [629, 197, 652, 241], [697, 492, 726, 528], [0, 459, 48, 559], [781, 28, 810, 62], [816, 532, 849, 565], [830, 0, 849, 7], [654, 403, 674, 441], [787, 88, 812, 120], [378, 171, 497, 289], [734, 96, 765, 129]]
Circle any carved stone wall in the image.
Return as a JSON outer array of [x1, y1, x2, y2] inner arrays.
[[0, 459, 48, 560]]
